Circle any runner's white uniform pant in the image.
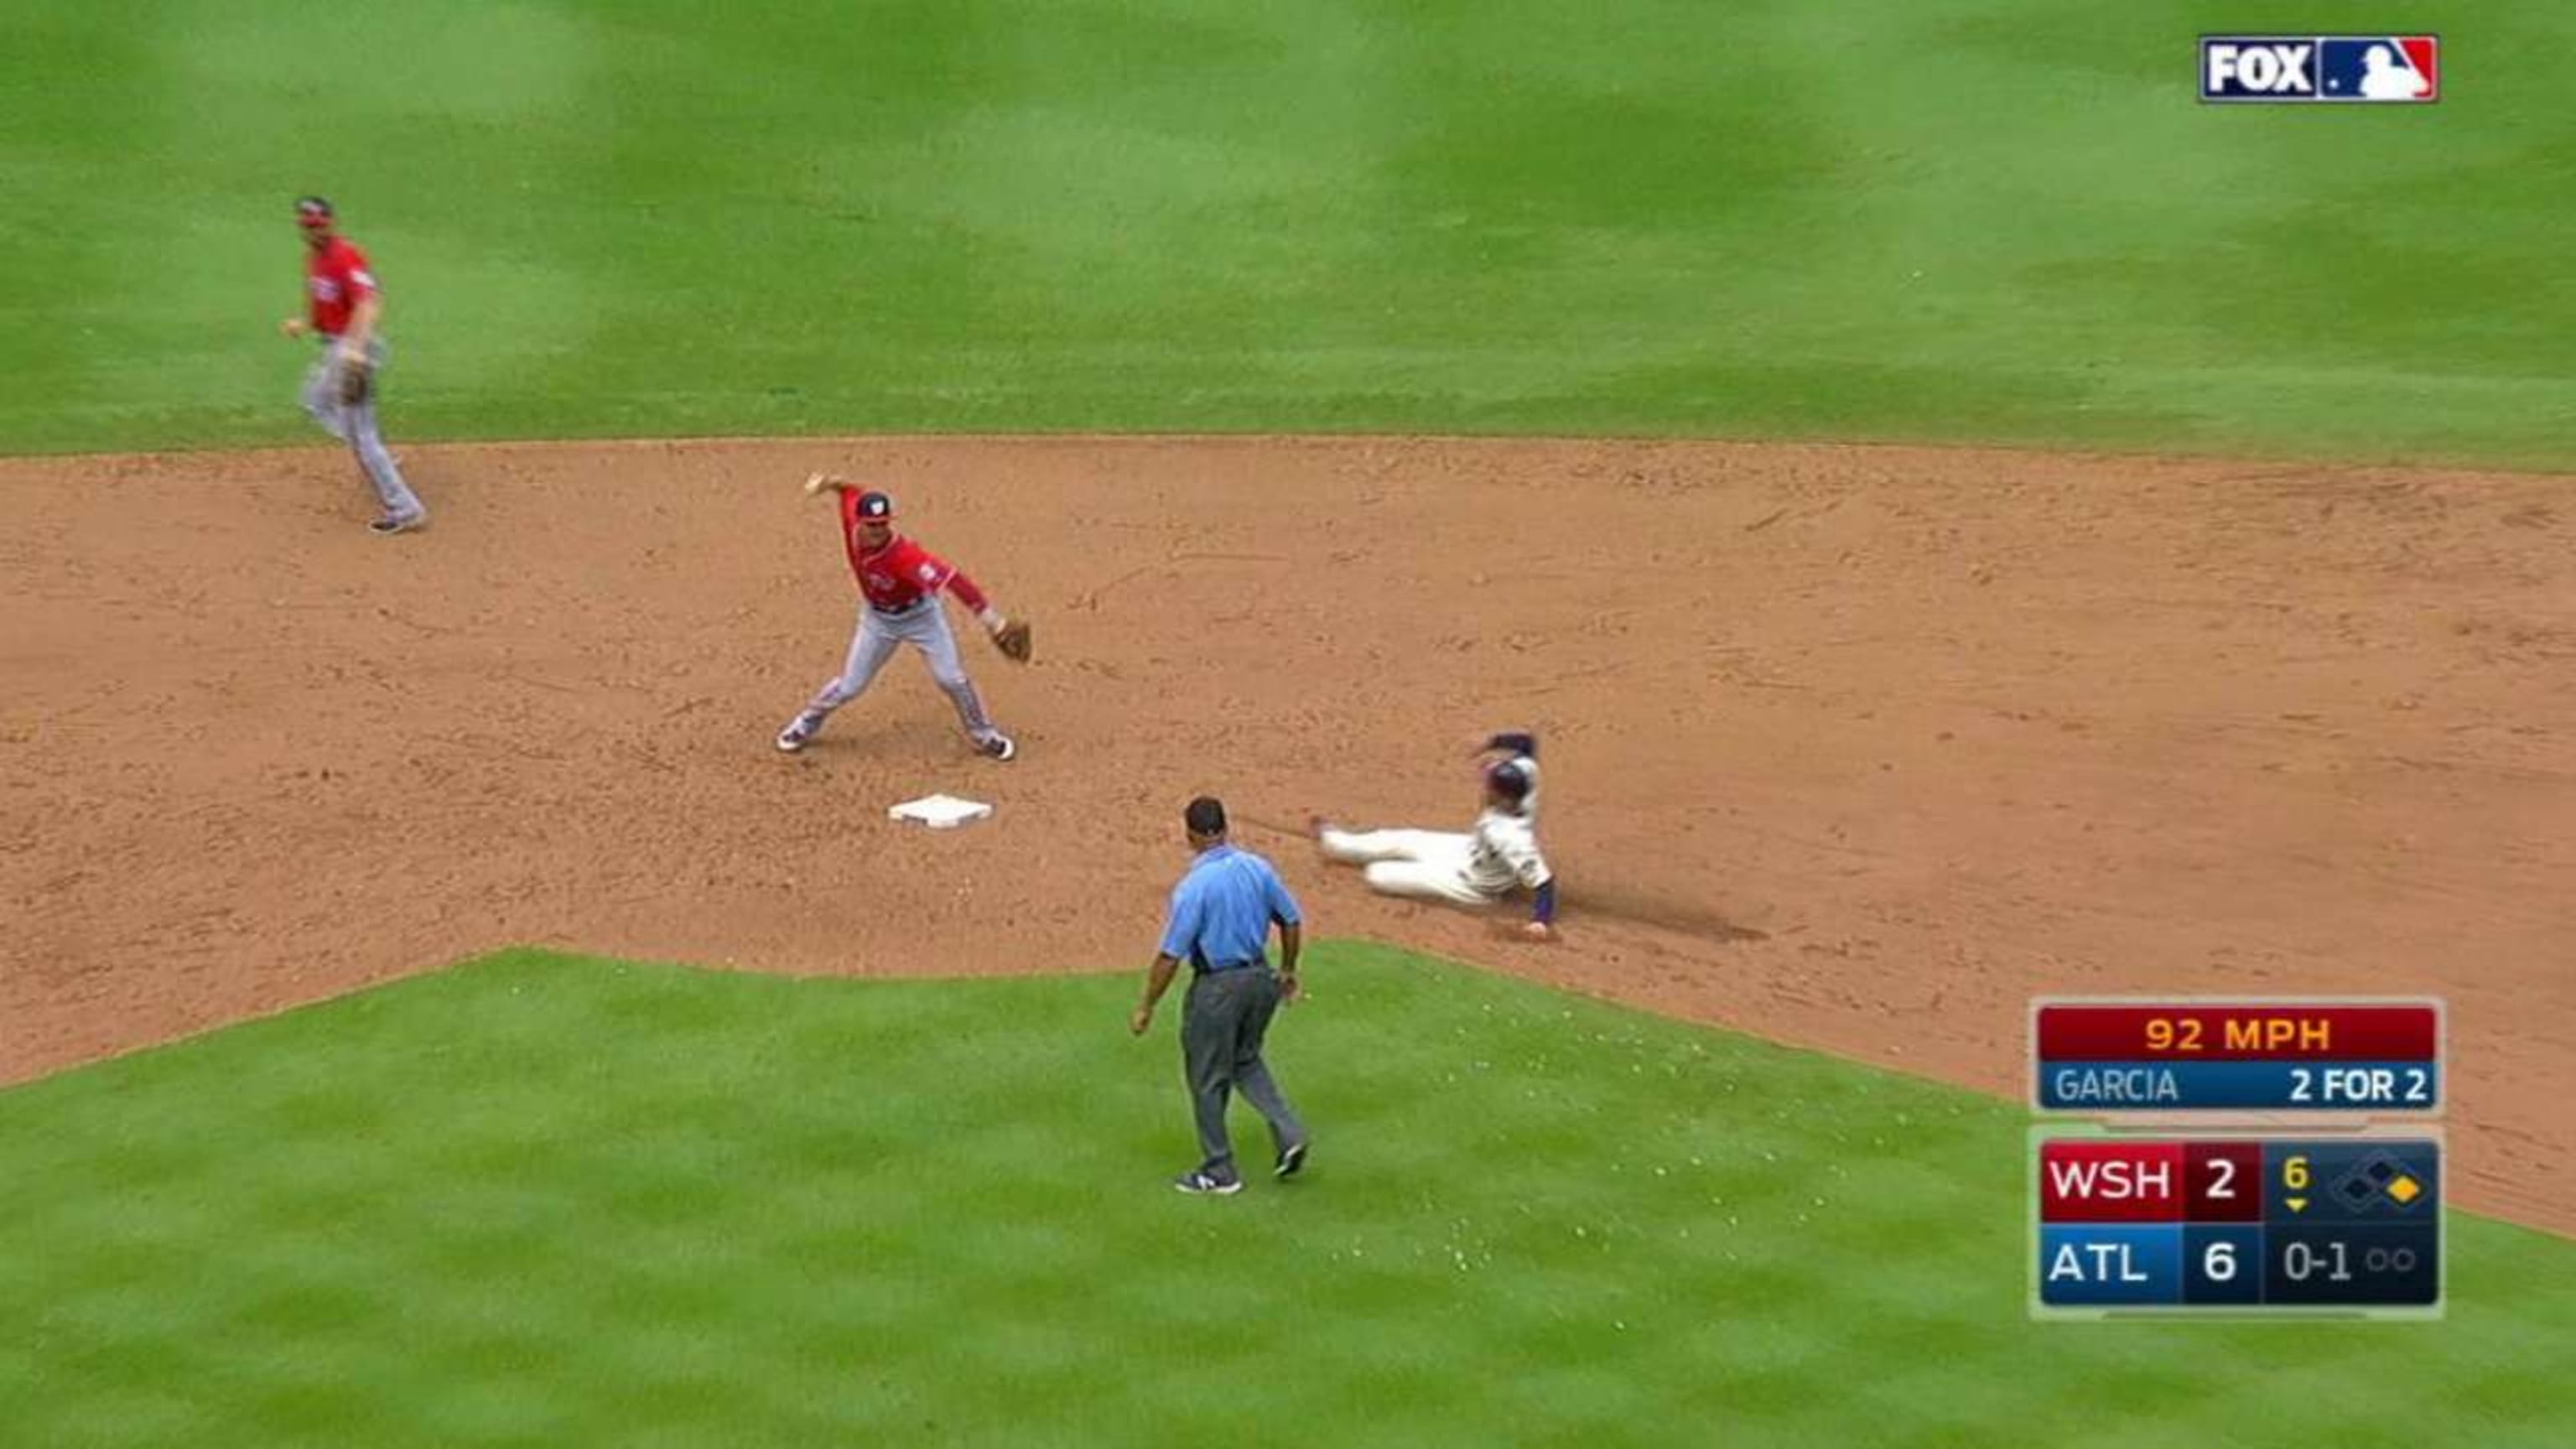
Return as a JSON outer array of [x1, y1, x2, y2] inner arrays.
[[1317, 827, 1490, 906]]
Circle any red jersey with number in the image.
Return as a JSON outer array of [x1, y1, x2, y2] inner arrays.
[[839, 491, 989, 614], [305, 238, 379, 338]]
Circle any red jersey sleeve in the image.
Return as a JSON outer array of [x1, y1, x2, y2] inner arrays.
[[891, 540, 958, 596], [889, 538, 991, 612], [340, 242, 379, 300]]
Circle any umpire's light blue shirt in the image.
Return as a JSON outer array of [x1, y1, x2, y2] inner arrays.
[[1160, 844, 1301, 972]]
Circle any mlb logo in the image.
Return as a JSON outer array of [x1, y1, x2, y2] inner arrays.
[[2200, 35, 2438, 103], [2318, 37, 2439, 101]]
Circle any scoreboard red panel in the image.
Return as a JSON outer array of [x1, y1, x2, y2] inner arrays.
[[2037, 1140, 2184, 1222], [2184, 1142, 2263, 1223], [2034, 1002, 2438, 1061]]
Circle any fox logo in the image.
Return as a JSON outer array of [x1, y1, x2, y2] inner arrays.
[[2201, 36, 2438, 103]]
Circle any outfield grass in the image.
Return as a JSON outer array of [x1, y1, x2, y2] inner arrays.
[[1, 1, 2567, 465], [3, 946, 2568, 1446]]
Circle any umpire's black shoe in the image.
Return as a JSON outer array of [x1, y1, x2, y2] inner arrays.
[[1173, 1168, 1244, 1196], [1275, 1141, 1309, 1180]]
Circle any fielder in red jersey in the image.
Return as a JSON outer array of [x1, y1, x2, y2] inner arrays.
[[839, 492, 994, 617], [777, 475, 1021, 761], [278, 196, 425, 535], [303, 232, 372, 339]]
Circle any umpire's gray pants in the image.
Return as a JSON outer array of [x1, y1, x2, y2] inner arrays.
[[1183, 967, 1305, 1175], [301, 336, 423, 521]]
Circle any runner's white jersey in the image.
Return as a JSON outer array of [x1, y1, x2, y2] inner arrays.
[[1467, 761, 1548, 896]]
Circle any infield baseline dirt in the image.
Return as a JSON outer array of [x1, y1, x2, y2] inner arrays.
[[3, 437, 2567, 1233]]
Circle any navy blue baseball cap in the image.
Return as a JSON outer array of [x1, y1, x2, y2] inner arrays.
[[1487, 758, 1534, 802], [855, 489, 896, 521]]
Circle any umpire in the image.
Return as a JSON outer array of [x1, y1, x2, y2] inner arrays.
[[1130, 796, 1311, 1195]]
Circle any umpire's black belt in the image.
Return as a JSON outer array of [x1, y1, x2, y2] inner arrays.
[[1197, 959, 1267, 975]]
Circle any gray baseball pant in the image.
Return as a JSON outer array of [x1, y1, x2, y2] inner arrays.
[[1182, 967, 1305, 1176], [804, 599, 1005, 747], [301, 337, 423, 522]]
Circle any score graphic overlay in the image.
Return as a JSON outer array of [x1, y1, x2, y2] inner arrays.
[[2029, 999, 2444, 1319], [2035, 1137, 2441, 1309]]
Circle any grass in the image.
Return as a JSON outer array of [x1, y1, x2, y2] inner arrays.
[[8, 3, 2571, 1437], [3, 945, 2569, 1446], [0, 1, 2568, 465]]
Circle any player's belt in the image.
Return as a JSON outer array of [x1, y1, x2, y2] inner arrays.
[[870, 596, 932, 617]]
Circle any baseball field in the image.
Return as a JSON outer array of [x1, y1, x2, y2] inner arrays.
[[4, 2, 2573, 1445]]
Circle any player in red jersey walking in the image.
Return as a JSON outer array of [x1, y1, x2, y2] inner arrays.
[[278, 196, 425, 534], [777, 475, 1027, 761]]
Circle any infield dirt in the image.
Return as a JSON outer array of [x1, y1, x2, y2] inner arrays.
[[4, 436, 2567, 1232]]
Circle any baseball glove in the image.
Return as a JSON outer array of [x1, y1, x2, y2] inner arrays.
[[336, 356, 372, 407], [992, 617, 1033, 663]]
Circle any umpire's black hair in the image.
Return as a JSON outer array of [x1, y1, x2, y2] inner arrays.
[[1185, 796, 1228, 837]]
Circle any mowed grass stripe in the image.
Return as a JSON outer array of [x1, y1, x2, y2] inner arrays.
[[2, 947, 2570, 1446], [1, 2, 2570, 465]]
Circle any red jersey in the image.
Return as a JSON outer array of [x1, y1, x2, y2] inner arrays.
[[839, 490, 989, 615], [305, 237, 379, 338]]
